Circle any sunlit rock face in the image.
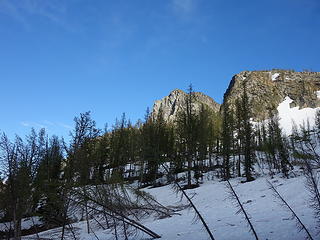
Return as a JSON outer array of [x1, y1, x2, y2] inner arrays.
[[152, 70, 320, 125], [152, 89, 220, 122], [223, 70, 320, 120]]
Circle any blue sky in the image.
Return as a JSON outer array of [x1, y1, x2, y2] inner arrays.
[[0, 0, 320, 139]]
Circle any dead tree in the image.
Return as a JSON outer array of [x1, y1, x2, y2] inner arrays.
[[302, 160, 320, 232], [161, 163, 216, 240], [69, 185, 164, 239], [226, 180, 259, 240], [267, 180, 314, 240]]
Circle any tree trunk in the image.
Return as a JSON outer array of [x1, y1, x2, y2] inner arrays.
[[13, 203, 21, 240], [187, 154, 192, 187]]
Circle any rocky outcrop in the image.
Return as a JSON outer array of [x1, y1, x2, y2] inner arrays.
[[152, 70, 320, 123], [223, 70, 320, 120], [152, 89, 220, 122]]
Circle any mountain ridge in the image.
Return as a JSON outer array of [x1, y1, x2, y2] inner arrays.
[[152, 88, 220, 122], [223, 69, 320, 120], [152, 69, 320, 122]]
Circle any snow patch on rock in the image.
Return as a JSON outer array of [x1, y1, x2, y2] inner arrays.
[[271, 73, 280, 81], [277, 96, 319, 135]]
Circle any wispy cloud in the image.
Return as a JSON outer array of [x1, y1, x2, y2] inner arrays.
[[20, 121, 46, 129], [171, 0, 197, 17], [43, 120, 55, 126], [20, 121, 31, 127], [20, 121, 72, 130], [0, 0, 29, 28], [0, 0, 71, 30], [57, 123, 73, 130]]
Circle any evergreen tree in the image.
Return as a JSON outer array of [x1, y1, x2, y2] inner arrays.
[[140, 108, 169, 185], [139, 108, 156, 184], [240, 82, 255, 181], [234, 98, 243, 177], [269, 114, 290, 177], [207, 111, 221, 169], [34, 136, 65, 228], [109, 113, 129, 179], [176, 84, 198, 188], [222, 102, 233, 180], [65, 111, 100, 184], [0, 129, 46, 240]]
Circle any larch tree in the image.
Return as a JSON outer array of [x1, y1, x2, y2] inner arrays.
[[222, 102, 233, 180], [239, 82, 255, 182], [176, 84, 198, 188]]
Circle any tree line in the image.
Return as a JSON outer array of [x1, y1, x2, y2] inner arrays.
[[1, 83, 320, 239]]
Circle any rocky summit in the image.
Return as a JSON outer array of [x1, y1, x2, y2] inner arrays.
[[223, 70, 320, 120], [152, 89, 220, 122], [152, 70, 320, 123]]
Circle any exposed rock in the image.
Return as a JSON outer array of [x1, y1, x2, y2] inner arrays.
[[223, 70, 320, 120], [152, 89, 220, 122], [152, 70, 320, 123]]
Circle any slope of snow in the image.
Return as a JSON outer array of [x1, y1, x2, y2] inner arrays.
[[143, 175, 316, 240], [277, 96, 319, 135], [22, 173, 317, 240]]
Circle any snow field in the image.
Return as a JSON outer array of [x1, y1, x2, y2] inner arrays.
[[277, 96, 319, 135], [21, 172, 317, 240]]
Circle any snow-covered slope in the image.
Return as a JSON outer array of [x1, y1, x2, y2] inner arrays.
[[143, 175, 316, 240], [277, 96, 320, 135], [22, 172, 318, 240]]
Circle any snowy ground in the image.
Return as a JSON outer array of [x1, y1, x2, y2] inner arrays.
[[0, 217, 41, 232], [20, 170, 318, 240], [142, 174, 317, 240]]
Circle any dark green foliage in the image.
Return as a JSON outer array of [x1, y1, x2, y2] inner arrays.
[[175, 84, 198, 188], [222, 102, 233, 180], [139, 108, 174, 185], [0, 129, 47, 239], [233, 82, 255, 181], [65, 111, 100, 184], [270, 115, 290, 177], [234, 98, 243, 177], [34, 136, 64, 228], [257, 112, 291, 177], [241, 83, 255, 182]]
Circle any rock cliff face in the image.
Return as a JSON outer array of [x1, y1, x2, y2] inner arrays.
[[152, 70, 320, 123], [223, 70, 320, 120], [152, 89, 220, 122]]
